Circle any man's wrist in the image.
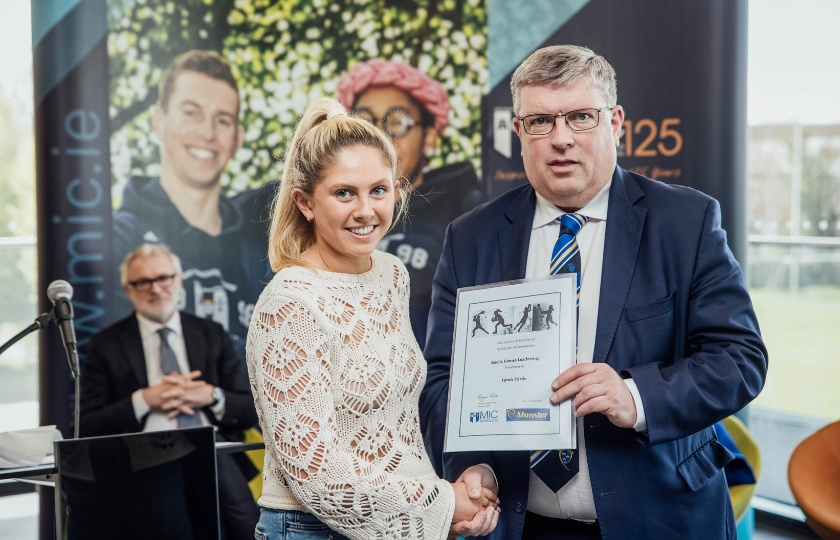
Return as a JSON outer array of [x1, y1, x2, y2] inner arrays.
[[210, 386, 223, 406]]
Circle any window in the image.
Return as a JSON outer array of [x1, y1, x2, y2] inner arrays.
[[747, 0, 840, 511]]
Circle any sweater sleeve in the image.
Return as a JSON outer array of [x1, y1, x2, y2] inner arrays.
[[249, 294, 456, 540]]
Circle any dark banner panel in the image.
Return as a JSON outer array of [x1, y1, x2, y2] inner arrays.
[[483, 0, 748, 262], [34, 0, 112, 441], [33, 1, 111, 536]]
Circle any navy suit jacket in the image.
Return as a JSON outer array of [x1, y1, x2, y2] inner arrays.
[[419, 167, 768, 539], [79, 311, 257, 439]]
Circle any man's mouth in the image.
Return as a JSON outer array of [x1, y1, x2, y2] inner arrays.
[[187, 147, 216, 160]]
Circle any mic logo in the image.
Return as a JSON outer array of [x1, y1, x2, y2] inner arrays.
[[469, 410, 499, 423]]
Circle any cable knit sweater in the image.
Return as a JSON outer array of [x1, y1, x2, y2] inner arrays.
[[246, 250, 456, 539]]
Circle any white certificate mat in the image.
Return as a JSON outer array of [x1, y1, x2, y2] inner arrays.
[[444, 274, 577, 453]]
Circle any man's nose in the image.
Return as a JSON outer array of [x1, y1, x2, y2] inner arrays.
[[550, 117, 575, 147]]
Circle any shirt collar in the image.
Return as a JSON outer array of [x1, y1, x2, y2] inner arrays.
[[136, 310, 183, 340], [532, 180, 612, 230]]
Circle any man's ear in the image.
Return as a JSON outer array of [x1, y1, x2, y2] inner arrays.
[[610, 105, 625, 147], [512, 116, 522, 139], [235, 124, 245, 152], [151, 106, 166, 141]]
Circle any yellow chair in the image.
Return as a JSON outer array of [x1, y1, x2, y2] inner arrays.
[[788, 420, 840, 539], [722, 415, 761, 523], [243, 427, 265, 501]]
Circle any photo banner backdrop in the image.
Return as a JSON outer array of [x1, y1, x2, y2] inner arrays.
[[34, 3, 488, 536], [484, 0, 749, 262]]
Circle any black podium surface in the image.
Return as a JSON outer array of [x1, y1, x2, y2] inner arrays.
[[53, 426, 220, 540]]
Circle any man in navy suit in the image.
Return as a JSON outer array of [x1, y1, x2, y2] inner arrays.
[[419, 45, 768, 539], [81, 243, 260, 539]]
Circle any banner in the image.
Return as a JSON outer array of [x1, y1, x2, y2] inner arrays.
[[483, 0, 749, 261]]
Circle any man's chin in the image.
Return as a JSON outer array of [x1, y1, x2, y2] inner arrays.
[[139, 305, 177, 324]]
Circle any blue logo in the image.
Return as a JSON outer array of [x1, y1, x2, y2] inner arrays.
[[469, 410, 499, 423], [506, 408, 550, 421]]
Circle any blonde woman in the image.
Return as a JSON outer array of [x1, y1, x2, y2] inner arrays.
[[246, 97, 499, 540]]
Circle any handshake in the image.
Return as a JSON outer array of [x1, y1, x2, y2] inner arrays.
[[449, 464, 500, 537]]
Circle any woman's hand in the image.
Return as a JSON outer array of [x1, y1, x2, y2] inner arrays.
[[448, 464, 500, 537]]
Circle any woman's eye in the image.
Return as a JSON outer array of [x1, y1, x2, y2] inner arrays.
[[336, 189, 351, 199], [372, 186, 388, 196]]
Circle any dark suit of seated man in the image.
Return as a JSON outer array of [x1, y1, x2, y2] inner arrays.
[[80, 243, 260, 539]]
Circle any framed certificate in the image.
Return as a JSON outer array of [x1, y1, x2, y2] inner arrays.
[[443, 274, 577, 453]]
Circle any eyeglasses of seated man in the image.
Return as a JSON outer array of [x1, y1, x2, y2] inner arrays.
[[519, 106, 615, 135], [128, 274, 177, 292]]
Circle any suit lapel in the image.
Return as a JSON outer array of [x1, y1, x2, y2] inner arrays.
[[499, 186, 536, 281], [181, 314, 207, 375], [594, 168, 646, 364], [120, 316, 149, 388]]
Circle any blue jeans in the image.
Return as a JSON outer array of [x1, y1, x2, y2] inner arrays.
[[254, 508, 351, 540]]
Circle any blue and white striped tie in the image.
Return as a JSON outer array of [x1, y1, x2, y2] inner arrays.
[[530, 213, 588, 492]]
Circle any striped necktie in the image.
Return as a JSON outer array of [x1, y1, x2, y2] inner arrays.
[[158, 327, 202, 428], [530, 213, 588, 492]]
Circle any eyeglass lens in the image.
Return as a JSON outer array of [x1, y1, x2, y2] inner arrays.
[[131, 274, 175, 291], [354, 106, 417, 138]]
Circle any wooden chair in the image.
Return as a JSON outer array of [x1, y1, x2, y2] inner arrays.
[[788, 420, 840, 539]]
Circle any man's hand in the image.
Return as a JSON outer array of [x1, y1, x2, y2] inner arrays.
[[142, 370, 213, 418], [550, 363, 637, 428], [449, 464, 500, 537]]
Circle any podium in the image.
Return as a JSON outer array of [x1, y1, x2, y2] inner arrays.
[[1, 426, 263, 540]]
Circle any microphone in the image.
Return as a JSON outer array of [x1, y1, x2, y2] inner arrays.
[[47, 280, 79, 378]]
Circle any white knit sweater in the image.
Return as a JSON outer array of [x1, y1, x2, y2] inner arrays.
[[246, 250, 456, 540]]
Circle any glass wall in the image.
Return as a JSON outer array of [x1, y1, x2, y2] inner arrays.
[[746, 0, 840, 510]]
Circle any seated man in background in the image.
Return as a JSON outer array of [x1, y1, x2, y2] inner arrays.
[[81, 243, 260, 539]]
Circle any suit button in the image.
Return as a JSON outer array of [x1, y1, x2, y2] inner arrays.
[[514, 502, 525, 514]]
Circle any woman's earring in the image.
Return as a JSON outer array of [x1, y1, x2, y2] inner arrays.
[[424, 147, 435, 158]]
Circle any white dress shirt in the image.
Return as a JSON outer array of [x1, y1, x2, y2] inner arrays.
[[130, 311, 225, 431], [524, 182, 647, 520]]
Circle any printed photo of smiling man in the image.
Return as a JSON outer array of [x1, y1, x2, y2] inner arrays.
[[112, 50, 273, 362]]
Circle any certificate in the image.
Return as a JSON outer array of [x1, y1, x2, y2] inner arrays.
[[443, 274, 577, 453]]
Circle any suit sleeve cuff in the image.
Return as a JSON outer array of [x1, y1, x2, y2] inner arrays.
[[623, 378, 647, 433], [132, 389, 150, 422], [210, 389, 226, 421]]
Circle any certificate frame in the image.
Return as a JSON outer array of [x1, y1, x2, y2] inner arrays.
[[444, 274, 577, 453]]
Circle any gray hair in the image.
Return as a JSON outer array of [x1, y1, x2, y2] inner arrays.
[[511, 45, 617, 116], [119, 243, 183, 287]]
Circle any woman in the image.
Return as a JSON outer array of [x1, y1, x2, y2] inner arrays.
[[336, 59, 483, 350], [246, 97, 498, 540]]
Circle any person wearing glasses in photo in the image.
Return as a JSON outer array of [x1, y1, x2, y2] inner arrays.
[[112, 50, 273, 362], [419, 45, 768, 539], [337, 59, 483, 350], [80, 243, 260, 539], [246, 97, 498, 540]]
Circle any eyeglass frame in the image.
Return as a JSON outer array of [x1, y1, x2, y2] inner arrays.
[[518, 107, 615, 135], [127, 273, 178, 292], [353, 106, 421, 139]]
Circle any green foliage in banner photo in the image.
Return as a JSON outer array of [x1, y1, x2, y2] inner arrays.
[[107, 0, 488, 205]]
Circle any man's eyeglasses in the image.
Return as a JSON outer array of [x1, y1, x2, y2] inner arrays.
[[354, 106, 419, 139], [519, 107, 614, 135], [128, 274, 176, 292]]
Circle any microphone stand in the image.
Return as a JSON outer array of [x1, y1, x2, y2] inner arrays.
[[0, 311, 81, 439], [0, 312, 52, 356]]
